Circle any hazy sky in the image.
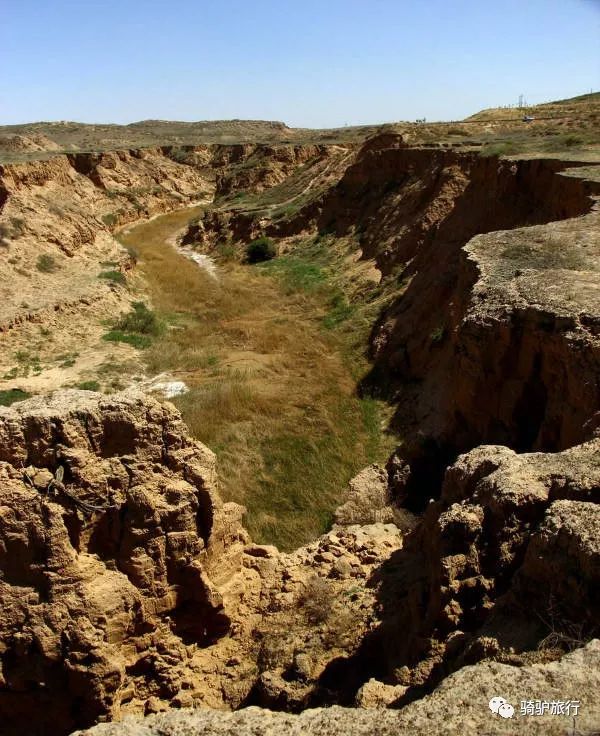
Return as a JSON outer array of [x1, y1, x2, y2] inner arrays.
[[2, 0, 599, 127]]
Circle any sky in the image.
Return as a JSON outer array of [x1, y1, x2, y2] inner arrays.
[[1, 0, 599, 128]]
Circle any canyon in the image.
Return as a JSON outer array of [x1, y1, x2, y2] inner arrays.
[[0, 97, 598, 735]]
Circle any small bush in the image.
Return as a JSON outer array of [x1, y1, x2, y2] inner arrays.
[[246, 237, 277, 264], [480, 142, 516, 158], [430, 325, 445, 343], [300, 575, 333, 624], [10, 217, 25, 236], [103, 330, 152, 349], [0, 388, 30, 406], [170, 148, 191, 164], [76, 380, 101, 391], [103, 302, 162, 349], [102, 213, 118, 227], [36, 254, 59, 273], [116, 301, 161, 335], [99, 270, 126, 285]]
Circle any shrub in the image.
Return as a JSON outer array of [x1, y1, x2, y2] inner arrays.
[[0, 388, 30, 406], [10, 217, 25, 236], [480, 142, 516, 158], [116, 301, 161, 335], [246, 237, 277, 264], [76, 380, 101, 391], [102, 330, 152, 349], [300, 575, 333, 624], [103, 302, 162, 349], [430, 325, 445, 343], [102, 213, 118, 227], [36, 254, 59, 273], [99, 269, 126, 285]]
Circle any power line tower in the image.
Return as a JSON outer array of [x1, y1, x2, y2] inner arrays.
[[518, 94, 524, 109]]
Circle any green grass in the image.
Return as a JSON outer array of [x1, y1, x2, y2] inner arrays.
[[76, 380, 101, 391], [430, 325, 445, 343], [103, 330, 153, 349], [0, 388, 31, 406], [323, 292, 356, 329], [257, 255, 327, 293], [116, 301, 162, 335], [114, 209, 398, 550], [99, 269, 126, 285]]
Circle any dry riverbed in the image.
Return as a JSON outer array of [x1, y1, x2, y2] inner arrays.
[[117, 206, 395, 549]]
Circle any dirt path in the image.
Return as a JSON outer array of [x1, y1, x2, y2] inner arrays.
[[118, 206, 391, 549]]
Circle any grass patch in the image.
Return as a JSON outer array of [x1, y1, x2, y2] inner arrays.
[[258, 255, 327, 293], [117, 207, 396, 550], [480, 141, 516, 158], [102, 213, 118, 227], [0, 388, 30, 406], [76, 380, 101, 391], [323, 292, 356, 329], [103, 330, 153, 349], [103, 302, 162, 349], [36, 254, 59, 273], [501, 240, 585, 270], [99, 269, 126, 285]]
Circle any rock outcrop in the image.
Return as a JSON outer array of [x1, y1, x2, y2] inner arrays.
[[0, 390, 247, 736], [360, 440, 600, 697], [72, 640, 600, 735], [0, 391, 409, 735]]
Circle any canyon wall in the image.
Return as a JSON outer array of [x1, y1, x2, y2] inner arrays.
[[185, 136, 599, 494]]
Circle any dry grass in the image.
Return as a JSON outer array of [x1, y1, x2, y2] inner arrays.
[[118, 208, 395, 550]]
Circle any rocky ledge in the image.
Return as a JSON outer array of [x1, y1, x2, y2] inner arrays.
[[73, 641, 600, 735], [0, 390, 598, 735]]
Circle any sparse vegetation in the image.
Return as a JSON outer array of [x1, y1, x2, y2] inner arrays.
[[36, 253, 59, 273], [480, 141, 516, 158], [300, 575, 334, 624], [101, 213, 118, 227], [501, 239, 584, 270], [245, 236, 277, 263], [98, 269, 126, 285], [76, 380, 101, 391], [116, 207, 395, 549], [103, 301, 162, 349], [0, 388, 30, 406], [430, 325, 445, 343], [116, 301, 162, 335]]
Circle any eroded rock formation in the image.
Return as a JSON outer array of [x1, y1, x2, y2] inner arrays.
[[0, 391, 247, 735], [72, 640, 600, 735]]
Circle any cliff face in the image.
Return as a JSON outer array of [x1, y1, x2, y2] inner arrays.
[[0, 390, 247, 736], [71, 640, 600, 735], [181, 137, 599, 473], [0, 391, 411, 734]]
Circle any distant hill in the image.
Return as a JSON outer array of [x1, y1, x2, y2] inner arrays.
[[466, 91, 600, 122]]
